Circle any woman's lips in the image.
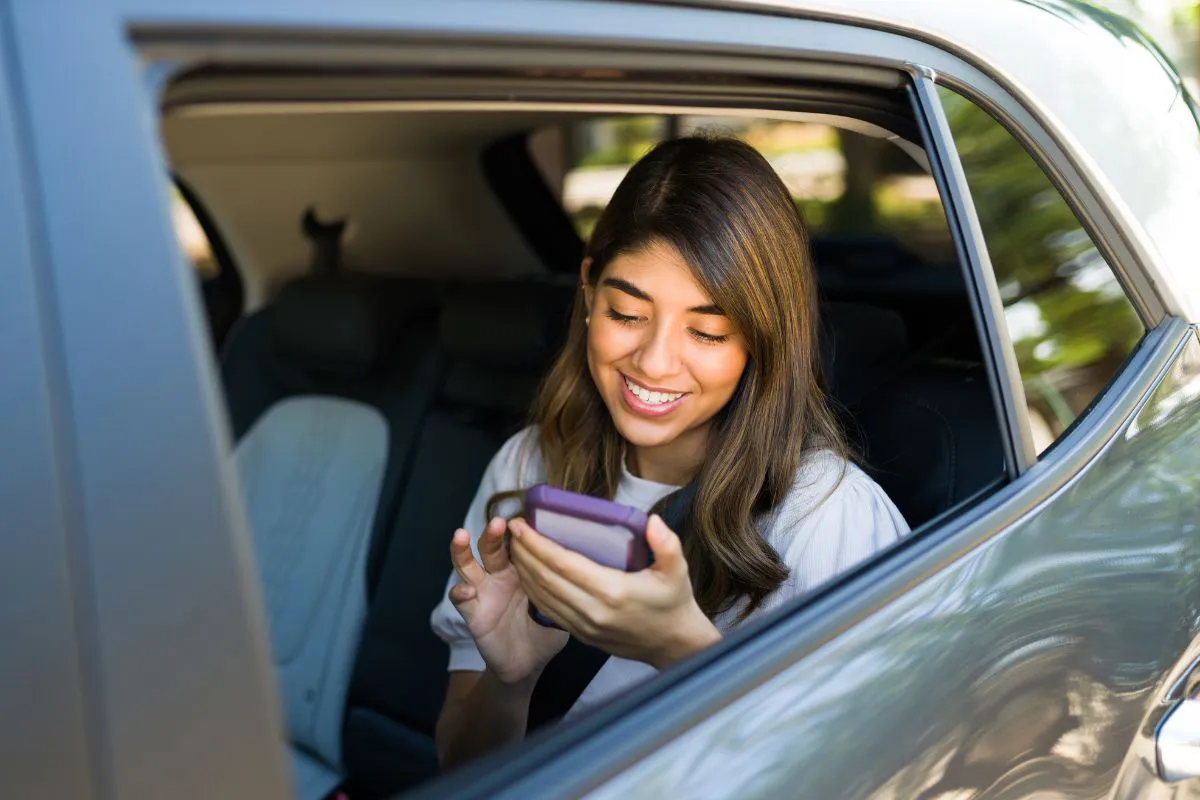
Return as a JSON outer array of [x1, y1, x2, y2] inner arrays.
[[619, 374, 687, 417]]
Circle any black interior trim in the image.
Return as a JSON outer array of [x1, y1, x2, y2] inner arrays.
[[175, 175, 244, 349], [481, 133, 584, 274]]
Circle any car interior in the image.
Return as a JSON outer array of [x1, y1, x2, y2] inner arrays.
[[158, 63, 1008, 799]]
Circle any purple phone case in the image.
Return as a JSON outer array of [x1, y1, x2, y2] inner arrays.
[[523, 485, 650, 628], [524, 485, 651, 570]]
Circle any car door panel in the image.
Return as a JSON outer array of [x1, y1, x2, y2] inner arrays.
[[582, 322, 1200, 799], [8, 2, 290, 797]]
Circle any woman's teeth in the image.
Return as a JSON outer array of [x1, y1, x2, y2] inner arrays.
[[624, 376, 684, 405]]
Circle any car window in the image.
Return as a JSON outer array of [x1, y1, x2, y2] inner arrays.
[[937, 87, 1146, 455], [535, 115, 957, 270]]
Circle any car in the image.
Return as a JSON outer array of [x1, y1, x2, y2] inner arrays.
[[6, 0, 1200, 798]]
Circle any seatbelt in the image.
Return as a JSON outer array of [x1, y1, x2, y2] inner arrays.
[[526, 483, 696, 731]]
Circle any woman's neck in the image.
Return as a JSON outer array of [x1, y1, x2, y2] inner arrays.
[[627, 425, 708, 486]]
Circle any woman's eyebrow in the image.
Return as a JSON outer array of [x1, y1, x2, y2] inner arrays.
[[601, 277, 725, 316], [602, 277, 651, 301]]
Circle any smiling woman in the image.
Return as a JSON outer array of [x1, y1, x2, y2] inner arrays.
[[429, 136, 910, 769], [586, 245, 749, 484]]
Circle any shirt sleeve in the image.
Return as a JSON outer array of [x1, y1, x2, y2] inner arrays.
[[772, 459, 910, 598], [428, 428, 536, 673]]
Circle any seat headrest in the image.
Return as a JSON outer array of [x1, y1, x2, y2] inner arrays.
[[438, 282, 574, 415], [270, 274, 428, 375], [820, 302, 909, 407], [439, 282, 572, 369]]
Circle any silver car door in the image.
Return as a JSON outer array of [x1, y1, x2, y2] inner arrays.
[[5, 1, 290, 797], [0, 4, 93, 797]]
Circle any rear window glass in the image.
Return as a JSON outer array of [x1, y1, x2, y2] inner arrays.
[[532, 114, 956, 269], [937, 86, 1146, 453]]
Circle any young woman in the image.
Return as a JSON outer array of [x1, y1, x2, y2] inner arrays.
[[430, 136, 909, 767]]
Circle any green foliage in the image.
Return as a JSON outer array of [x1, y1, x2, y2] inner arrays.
[[576, 117, 665, 168], [938, 87, 1143, 398]]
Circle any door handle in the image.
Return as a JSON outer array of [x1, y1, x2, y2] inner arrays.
[[1158, 698, 1200, 781]]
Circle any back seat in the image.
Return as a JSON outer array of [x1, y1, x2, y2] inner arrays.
[[853, 360, 1005, 527], [342, 281, 574, 797], [220, 273, 442, 800], [819, 301, 1006, 527]]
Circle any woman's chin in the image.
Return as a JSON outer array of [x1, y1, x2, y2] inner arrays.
[[610, 410, 682, 451]]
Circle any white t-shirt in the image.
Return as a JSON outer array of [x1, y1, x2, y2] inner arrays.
[[429, 427, 909, 718]]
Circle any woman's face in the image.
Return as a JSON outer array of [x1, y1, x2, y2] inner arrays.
[[584, 240, 750, 461]]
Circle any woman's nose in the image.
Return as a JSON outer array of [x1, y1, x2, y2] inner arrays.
[[633, 322, 682, 380]]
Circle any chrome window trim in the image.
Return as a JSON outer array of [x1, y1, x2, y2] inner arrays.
[[907, 70, 1036, 474]]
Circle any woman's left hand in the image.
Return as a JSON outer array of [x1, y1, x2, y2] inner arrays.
[[508, 514, 722, 669]]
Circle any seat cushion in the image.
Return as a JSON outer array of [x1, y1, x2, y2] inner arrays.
[[237, 396, 388, 779], [291, 748, 343, 800]]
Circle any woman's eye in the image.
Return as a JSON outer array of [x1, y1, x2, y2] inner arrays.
[[690, 329, 731, 344], [604, 308, 642, 325]]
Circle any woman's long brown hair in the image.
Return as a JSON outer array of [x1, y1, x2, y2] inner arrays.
[[498, 135, 846, 619]]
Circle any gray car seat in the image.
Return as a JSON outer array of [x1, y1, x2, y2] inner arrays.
[[221, 273, 441, 799]]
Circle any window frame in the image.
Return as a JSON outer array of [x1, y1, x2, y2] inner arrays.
[[8, 2, 293, 798], [908, 72, 1037, 475], [359, 28, 1177, 800], [112, 3, 1183, 799], [0, 13, 94, 797]]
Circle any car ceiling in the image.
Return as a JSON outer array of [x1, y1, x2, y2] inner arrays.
[[162, 92, 927, 308]]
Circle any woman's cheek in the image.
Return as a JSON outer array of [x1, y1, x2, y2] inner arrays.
[[690, 344, 747, 397]]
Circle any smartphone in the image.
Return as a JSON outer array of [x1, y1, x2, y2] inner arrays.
[[521, 485, 651, 627]]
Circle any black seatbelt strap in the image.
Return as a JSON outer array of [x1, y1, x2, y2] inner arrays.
[[526, 482, 696, 731]]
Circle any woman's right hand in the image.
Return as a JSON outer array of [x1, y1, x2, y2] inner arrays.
[[449, 517, 569, 685]]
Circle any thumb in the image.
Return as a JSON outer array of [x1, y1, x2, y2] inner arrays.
[[448, 581, 479, 621], [646, 514, 685, 574]]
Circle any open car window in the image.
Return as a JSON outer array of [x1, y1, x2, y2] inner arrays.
[[155, 61, 1026, 800], [534, 114, 957, 276]]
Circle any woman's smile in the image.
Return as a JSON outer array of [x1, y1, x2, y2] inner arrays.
[[620, 373, 688, 416]]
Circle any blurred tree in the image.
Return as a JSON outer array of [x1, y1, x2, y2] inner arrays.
[[827, 130, 884, 233]]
